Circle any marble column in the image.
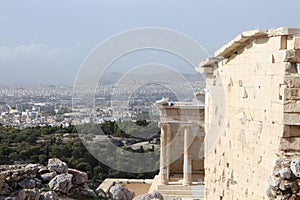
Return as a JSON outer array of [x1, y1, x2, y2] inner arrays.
[[166, 123, 171, 182], [159, 122, 168, 185], [183, 125, 192, 186]]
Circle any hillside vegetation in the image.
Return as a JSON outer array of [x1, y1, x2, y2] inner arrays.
[[0, 121, 160, 184]]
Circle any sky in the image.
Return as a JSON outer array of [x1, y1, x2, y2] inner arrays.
[[1, 0, 300, 85]]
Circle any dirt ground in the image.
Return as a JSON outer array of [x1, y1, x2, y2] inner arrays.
[[124, 183, 151, 196]]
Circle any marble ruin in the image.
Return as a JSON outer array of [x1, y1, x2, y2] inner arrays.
[[149, 99, 205, 199], [99, 27, 300, 200], [198, 27, 300, 200]]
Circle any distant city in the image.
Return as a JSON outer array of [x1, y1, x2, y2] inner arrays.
[[0, 73, 205, 128]]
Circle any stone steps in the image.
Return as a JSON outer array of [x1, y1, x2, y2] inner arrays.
[[161, 193, 204, 200], [158, 184, 204, 191], [159, 190, 204, 195], [157, 184, 204, 200], [162, 195, 204, 200]]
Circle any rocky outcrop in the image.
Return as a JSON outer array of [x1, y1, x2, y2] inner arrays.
[[290, 158, 300, 178], [80, 186, 97, 198], [40, 191, 58, 200], [133, 191, 164, 200], [48, 174, 73, 194], [0, 158, 96, 199], [40, 172, 56, 182], [267, 157, 300, 199], [68, 168, 88, 185], [109, 183, 135, 200], [47, 158, 68, 174], [18, 188, 40, 200], [18, 178, 36, 189]]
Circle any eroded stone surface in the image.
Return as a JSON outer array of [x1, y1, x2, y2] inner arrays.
[[133, 191, 164, 200], [40, 191, 58, 200], [267, 157, 300, 199], [109, 184, 135, 200], [47, 158, 68, 174], [18, 178, 36, 189], [290, 158, 300, 177], [0, 159, 96, 199], [203, 27, 300, 200], [279, 168, 292, 179], [81, 188, 97, 197], [40, 172, 57, 182], [18, 188, 40, 200], [68, 168, 88, 185], [48, 174, 73, 194]]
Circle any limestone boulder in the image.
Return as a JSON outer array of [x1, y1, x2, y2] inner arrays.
[[133, 191, 164, 200], [268, 176, 281, 188], [38, 167, 50, 174], [25, 164, 40, 172], [279, 168, 292, 179], [266, 187, 277, 199], [24, 164, 40, 178], [40, 191, 58, 200], [40, 172, 57, 182], [18, 178, 36, 189], [2, 197, 17, 200], [109, 184, 135, 200], [96, 188, 107, 197], [0, 183, 11, 195], [47, 158, 68, 174], [18, 189, 27, 200], [290, 158, 300, 177], [68, 168, 88, 185], [81, 188, 97, 198], [18, 188, 40, 200], [0, 160, 96, 199], [48, 174, 73, 194]]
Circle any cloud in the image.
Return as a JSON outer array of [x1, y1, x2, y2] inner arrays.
[[0, 43, 83, 85]]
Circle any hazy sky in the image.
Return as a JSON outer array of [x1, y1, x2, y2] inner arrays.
[[1, 0, 300, 85]]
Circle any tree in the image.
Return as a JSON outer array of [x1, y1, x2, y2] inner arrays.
[[135, 119, 150, 127]]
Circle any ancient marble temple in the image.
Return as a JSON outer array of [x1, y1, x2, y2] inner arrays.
[[99, 27, 300, 200], [153, 27, 300, 200], [148, 98, 205, 199]]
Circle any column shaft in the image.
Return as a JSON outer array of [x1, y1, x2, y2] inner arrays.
[[183, 126, 192, 185], [159, 124, 168, 184], [166, 124, 171, 182]]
